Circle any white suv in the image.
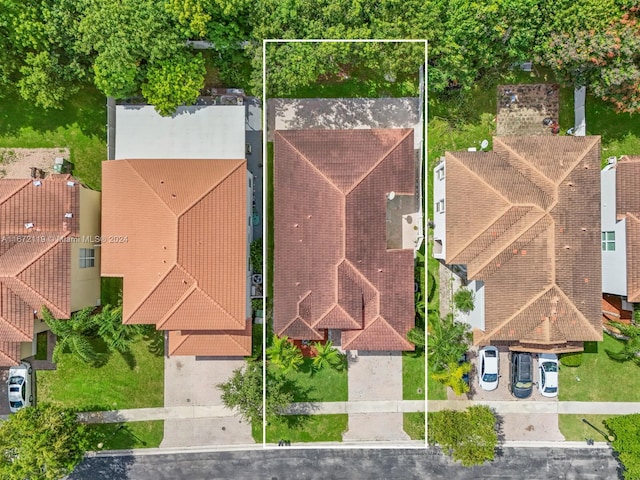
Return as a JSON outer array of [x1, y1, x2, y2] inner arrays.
[[8, 362, 34, 413]]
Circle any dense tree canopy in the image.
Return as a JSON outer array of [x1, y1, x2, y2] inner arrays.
[[0, 403, 88, 480], [0, 0, 638, 113], [606, 414, 640, 480]]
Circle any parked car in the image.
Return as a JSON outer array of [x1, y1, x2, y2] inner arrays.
[[510, 352, 533, 398], [538, 353, 559, 398], [8, 362, 34, 413], [478, 346, 499, 391]]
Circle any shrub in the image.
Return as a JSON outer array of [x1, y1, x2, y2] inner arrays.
[[560, 352, 583, 367], [453, 287, 475, 313]]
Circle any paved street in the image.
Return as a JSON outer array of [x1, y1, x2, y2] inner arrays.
[[67, 446, 620, 480]]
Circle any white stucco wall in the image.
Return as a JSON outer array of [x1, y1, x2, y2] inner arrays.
[[433, 159, 446, 260], [601, 165, 628, 296]]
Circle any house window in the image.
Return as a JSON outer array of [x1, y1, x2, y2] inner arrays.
[[602, 231, 615, 251], [80, 248, 95, 268], [436, 199, 445, 213], [436, 167, 445, 181]]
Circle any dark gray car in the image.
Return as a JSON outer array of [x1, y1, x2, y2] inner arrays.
[[510, 352, 533, 398]]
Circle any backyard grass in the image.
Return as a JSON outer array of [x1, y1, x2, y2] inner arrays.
[[37, 333, 164, 411], [559, 334, 640, 402], [0, 85, 106, 189], [403, 352, 425, 401], [403, 412, 425, 441], [558, 415, 617, 442], [274, 358, 348, 403], [253, 414, 347, 443], [87, 421, 164, 450], [101, 277, 123, 306]]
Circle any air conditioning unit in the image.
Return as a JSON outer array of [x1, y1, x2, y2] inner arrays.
[[607, 156, 617, 165]]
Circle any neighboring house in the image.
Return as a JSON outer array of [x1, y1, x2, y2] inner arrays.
[[274, 129, 417, 351], [433, 136, 602, 353], [601, 156, 640, 306], [0, 175, 101, 366], [101, 104, 253, 357]]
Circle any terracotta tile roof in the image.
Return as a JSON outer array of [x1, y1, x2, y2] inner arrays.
[[0, 174, 79, 366], [445, 136, 602, 350], [615, 157, 640, 302], [274, 129, 416, 351], [101, 159, 250, 357], [167, 319, 252, 357]]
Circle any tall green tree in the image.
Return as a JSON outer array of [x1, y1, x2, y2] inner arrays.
[[266, 335, 303, 373], [0, 403, 88, 480], [605, 322, 640, 365], [217, 361, 293, 424], [606, 414, 640, 480], [141, 53, 206, 116], [95, 304, 142, 354], [428, 406, 497, 466]]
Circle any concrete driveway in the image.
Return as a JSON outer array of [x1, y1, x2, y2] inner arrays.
[[161, 355, 254, 447], [343, 351, 409, 442]]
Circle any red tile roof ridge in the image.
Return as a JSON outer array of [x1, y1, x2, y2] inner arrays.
[[446, 151, 515, 208], [466, 212, 549, 279], [14, 231, 73, 278], [4, 276, 67, 319], [493, 137, 555, 198], [0, 179, 30, 205], [154, 281, 199, 329], [178, 160, 245, 217], [342, 315, 413, 350], [279, 290, 313, 335], [551, 136, 600, 188], [343, 128, 414, 195], [274, 132, 343, 196], [122, 160, 180, 219], [0, 348, 17, 366], [0, 315, 31, 341], [449, 205, 542, 267]]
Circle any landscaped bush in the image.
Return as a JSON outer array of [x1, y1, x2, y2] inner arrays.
[[453, 288, 475, 313], [560, 352, 583, 367]]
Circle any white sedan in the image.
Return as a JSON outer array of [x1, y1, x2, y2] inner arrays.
[[538, 353, 559, 397], [8, 362, 34, 413], [478, 346, 500, 391]]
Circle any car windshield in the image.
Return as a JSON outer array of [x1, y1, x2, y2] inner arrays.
[[545, 386, 558, 393], [515, 381, 532, 388], [9, 400, 23, 408], [482, 373, 498, 383], [542, 362, 558, 372], [8, 376, 23, 385]]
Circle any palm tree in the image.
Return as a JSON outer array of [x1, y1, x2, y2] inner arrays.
[[312, 340, 346, 371], [95, 304, 142, 353], [605, 321, 640, 365], [428, 313, 471, 373], [266, 335, 303, 373], [431, 361, 471, 396], [42, 306, 101, 365]]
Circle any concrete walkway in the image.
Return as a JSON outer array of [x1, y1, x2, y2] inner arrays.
[[75, 400, 640, 424]]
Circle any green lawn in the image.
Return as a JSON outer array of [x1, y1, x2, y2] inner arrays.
[[404, 412, 425, 440], [403, 352, 425, 400], [253, 414, 347, 443], [38, 333, 164, 411], [275, 358, 348, 403], [559, 334, 640, 402], [101, 277, 123, 306], [558, 415, 617, 442], [87, 421, 164, 450], [286, 75, 418, 99], [0, 85, 106, 190]]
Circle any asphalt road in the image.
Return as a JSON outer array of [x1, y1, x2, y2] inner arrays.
[[68, 447, 621, 480]]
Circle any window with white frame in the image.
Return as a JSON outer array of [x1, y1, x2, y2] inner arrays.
[[80, 248, 95, 268], [601, 231, 615, 251], [436, 199, 445, 213], [436, 167, 445, 181]]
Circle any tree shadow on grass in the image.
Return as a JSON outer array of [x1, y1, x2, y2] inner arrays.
[[118, 350, 137, 370]]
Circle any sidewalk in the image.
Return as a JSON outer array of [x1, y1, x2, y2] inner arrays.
[[73, 400, 640, 424]]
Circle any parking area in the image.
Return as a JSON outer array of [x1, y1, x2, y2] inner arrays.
[[463, 347, 558, 403]]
